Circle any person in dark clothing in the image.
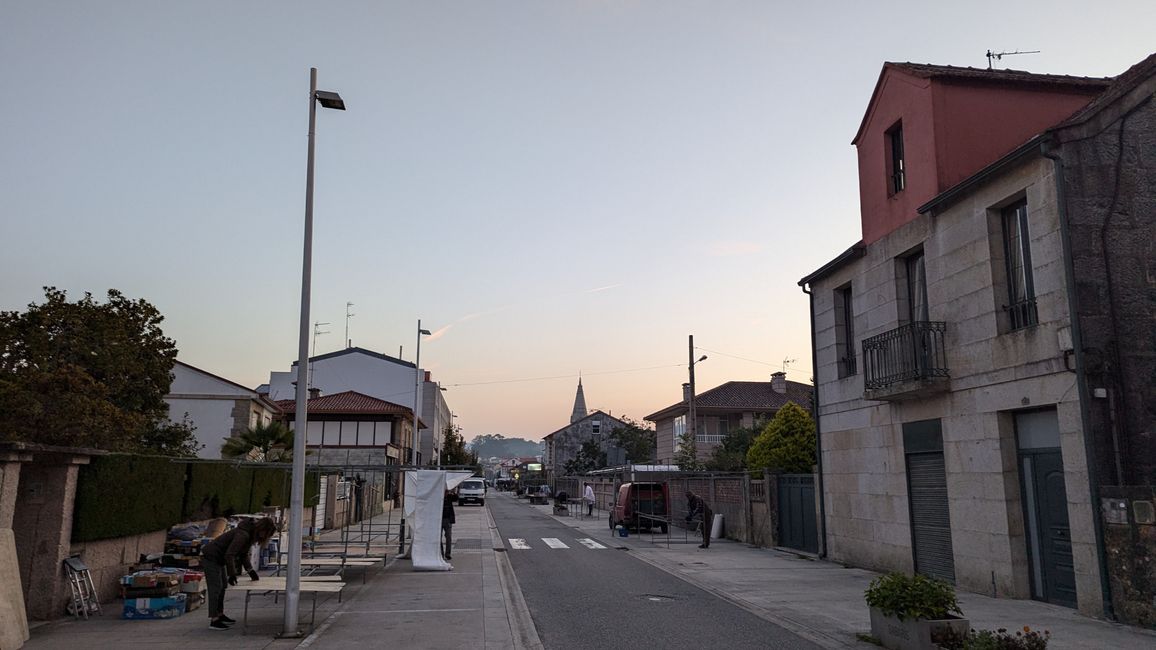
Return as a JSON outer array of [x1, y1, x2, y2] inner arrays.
[[685, 491, 713, 549], [441, 490, 456, 561], [201, 517, 277, 630]]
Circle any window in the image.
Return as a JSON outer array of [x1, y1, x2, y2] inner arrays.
[[1002, 199, 1038, 330], [906, 251, 928, 323], [887, 122, 906, 195], [835, 284, 857, 377]]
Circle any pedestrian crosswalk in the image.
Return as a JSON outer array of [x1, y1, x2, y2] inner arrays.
[[506, 537, 607, 550]]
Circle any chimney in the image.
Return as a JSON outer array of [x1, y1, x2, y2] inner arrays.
[[682, 382, 692, 402], [424, 370, 431, 382], [771, 372, 787, 394], [308, 387, 322, 399]]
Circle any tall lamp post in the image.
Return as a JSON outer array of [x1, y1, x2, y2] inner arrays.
[[413, 321, 431, 465], [688, 334, 707, 464], [285, 67, 344, 637]]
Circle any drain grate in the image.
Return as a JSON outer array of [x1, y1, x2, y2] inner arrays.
[[454, 538, 483, 549]]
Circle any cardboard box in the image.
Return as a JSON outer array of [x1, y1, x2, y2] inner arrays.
[[122, 594, 187, 620], [184, 593, 204, 612], [179, 579, 205, 594]]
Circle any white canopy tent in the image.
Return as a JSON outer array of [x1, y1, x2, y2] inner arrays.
[[403, 470, 475, 571]]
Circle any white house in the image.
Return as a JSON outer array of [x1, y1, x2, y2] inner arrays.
[[165, 360, 280, 458]]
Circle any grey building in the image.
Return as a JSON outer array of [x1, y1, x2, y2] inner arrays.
[[800, 53, 1156, 623], [543, 380, 630, 475]]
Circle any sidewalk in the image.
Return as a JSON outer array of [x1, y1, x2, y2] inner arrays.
[[530, 497, 1156, 649], [23, 505, 538, 650]]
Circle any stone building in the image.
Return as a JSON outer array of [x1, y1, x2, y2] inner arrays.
[[799, 53, 1156, 623], [543, 380, 630, 476]]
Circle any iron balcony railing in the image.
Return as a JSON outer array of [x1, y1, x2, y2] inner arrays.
[[862, 321, 949, 390], [1004, 298, 1039, 331]]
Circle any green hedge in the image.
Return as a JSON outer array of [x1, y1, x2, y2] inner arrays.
[[72, 454, 186, 542], [72, 456, 323, 543]]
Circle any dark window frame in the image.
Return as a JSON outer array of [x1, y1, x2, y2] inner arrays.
[[1001, 199, 1038, 330], [887, 122, 906, 195]]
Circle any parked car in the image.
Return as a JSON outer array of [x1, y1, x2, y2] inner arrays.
[[458, 478, 487, 506], [609, 482, 669, 533]]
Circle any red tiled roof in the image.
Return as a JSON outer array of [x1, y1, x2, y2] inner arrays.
[[885, 62, 1112, 88], [274, 391, 413, 416], [644, 380, 812, 421]]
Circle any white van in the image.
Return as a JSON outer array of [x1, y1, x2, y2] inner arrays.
[[457, 478, 487, 506]]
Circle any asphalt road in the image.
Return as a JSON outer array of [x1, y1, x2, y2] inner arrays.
[[487, 492, 820, 650]]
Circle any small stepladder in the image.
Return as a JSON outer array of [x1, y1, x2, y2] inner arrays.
[[63, 556, 101, 619]]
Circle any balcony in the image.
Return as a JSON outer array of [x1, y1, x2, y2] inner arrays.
[[862, 321, 949, 401]]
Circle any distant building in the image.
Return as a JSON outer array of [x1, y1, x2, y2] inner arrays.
[[645, 372, 812, 463], [543, 379, 630, 476], [164, 360, 280, 458]]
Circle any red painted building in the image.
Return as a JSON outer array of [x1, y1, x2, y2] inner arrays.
[[853, 63, 1109, 244]]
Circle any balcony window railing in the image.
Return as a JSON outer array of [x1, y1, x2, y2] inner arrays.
[[841, 352, 858, 377], [1004, 298, 1038, 331], [862, 321, 949, 390]]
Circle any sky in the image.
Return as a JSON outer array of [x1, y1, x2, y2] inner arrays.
[[2, 2, 1153, 441]]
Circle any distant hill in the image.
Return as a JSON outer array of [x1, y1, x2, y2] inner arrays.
[[468, 434, 542, 460]]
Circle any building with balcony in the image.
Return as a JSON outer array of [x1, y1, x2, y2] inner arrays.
[[799, 54, 1156, 623]]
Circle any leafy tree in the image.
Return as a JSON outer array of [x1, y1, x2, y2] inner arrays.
[[441, 423, 478, 467], [746, 402, 816, 473], [704, 422, 764, 472], [221, 422, 296, 462], [673, 429, 704, 472], [0, 287, 199, 455], [608, 418, 656, 464], [468, 433, 542, 459], [563, 439, 607, 474]]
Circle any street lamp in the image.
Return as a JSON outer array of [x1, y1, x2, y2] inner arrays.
[[413, 321, 431, 466], [687, 334, 707, 463], [286, 67, 344, 637]]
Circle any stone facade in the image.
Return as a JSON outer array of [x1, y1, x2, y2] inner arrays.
[[544, 411, 629, 476]]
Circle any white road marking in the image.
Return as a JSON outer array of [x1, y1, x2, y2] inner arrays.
[[509, 538, 531, 550], [542, 538, 569, 549], [577, 538, 606, 549]]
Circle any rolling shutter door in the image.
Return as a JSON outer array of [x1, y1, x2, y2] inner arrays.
[[907, 452, 955, 583]]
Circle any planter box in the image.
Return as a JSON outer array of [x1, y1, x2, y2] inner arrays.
[[869, 607, 969, 650]]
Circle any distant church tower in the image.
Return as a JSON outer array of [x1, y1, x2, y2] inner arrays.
[[570, 377, 587, 423]]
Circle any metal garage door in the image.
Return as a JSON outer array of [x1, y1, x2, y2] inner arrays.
[[903, 419, 956, 583]]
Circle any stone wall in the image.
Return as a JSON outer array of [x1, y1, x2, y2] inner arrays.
[[1100, 486, 1156, 627], [69, 530, 167, 604]]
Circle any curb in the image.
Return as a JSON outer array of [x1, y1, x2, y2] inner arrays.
[[487, 507, 543, 650]]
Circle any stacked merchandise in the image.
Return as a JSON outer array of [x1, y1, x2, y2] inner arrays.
[[120, 570, 185, 619], [180, 570, 206, 612], [162, 522, 216, 569]]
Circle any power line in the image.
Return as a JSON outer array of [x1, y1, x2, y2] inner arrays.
[[694, 346, 813, 377], [444, 363, 683, 388]]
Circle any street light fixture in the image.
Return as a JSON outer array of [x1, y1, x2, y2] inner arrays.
[[285, 67, 344, 638]]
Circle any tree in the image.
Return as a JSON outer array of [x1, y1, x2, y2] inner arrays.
[[563, 439, 607, 475], [441, 424, 478, 467], [221, 422, 296, 462], [673, 429, 704, 472], [746, 402, 816, 473], [704, 422, 764, 472], [0, 287, 199, 455], [608, 418, 657, 464]]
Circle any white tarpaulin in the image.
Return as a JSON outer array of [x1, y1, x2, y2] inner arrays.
[[403, 470, 475, 571]]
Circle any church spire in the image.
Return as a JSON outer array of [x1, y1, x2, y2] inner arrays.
[[570, 377, 587, 423]]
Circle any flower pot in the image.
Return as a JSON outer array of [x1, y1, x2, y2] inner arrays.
[[869, 607, 969, 650]]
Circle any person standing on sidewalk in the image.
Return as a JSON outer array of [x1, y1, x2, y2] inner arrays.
[[441, 489, 456, 561], [685, 491, 713, 549], [583, 483, 595, 517], [202, 517, 277, 630]]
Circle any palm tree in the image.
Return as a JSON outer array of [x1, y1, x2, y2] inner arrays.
[[221, 422, 296, 462]]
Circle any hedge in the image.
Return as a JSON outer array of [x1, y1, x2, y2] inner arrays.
[[72, 455, 323, 543], [72, 454, 186, 542]]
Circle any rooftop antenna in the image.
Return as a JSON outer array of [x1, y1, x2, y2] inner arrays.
[[344, 302, 355, 348], [310, 321, 330, 389], [782, 357, 797, 374], [986, 49, 1040, 70]]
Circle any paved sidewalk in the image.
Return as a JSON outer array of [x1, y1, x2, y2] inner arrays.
[[23, 505, 537, 650], [524, 496, 1156, 650]]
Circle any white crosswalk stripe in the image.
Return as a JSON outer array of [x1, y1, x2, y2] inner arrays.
[[577, 538, 606, 549], [509, 538, 531, 549], [506, 537, 610, 550], [542, 538, 569, 549]]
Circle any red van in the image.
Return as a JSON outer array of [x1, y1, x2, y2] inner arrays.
[[609, 482, 669, 533]]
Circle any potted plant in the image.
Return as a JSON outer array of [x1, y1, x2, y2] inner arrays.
[[864, 572, 970, 650]]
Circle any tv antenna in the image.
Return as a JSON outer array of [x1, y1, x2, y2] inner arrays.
[[986, 49, 1040, 70], [782, 357, 797, 373], [309, 322, 331, 389], [344, 302, 355, 348]]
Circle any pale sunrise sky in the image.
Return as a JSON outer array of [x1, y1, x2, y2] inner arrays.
[[2, 2, 1153, 440]]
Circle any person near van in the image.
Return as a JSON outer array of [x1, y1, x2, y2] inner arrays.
[[202, 517, 277, 630], [584, 483, 595, 517], [685, 491, 712, 549], [441, 489, 456, 561]]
